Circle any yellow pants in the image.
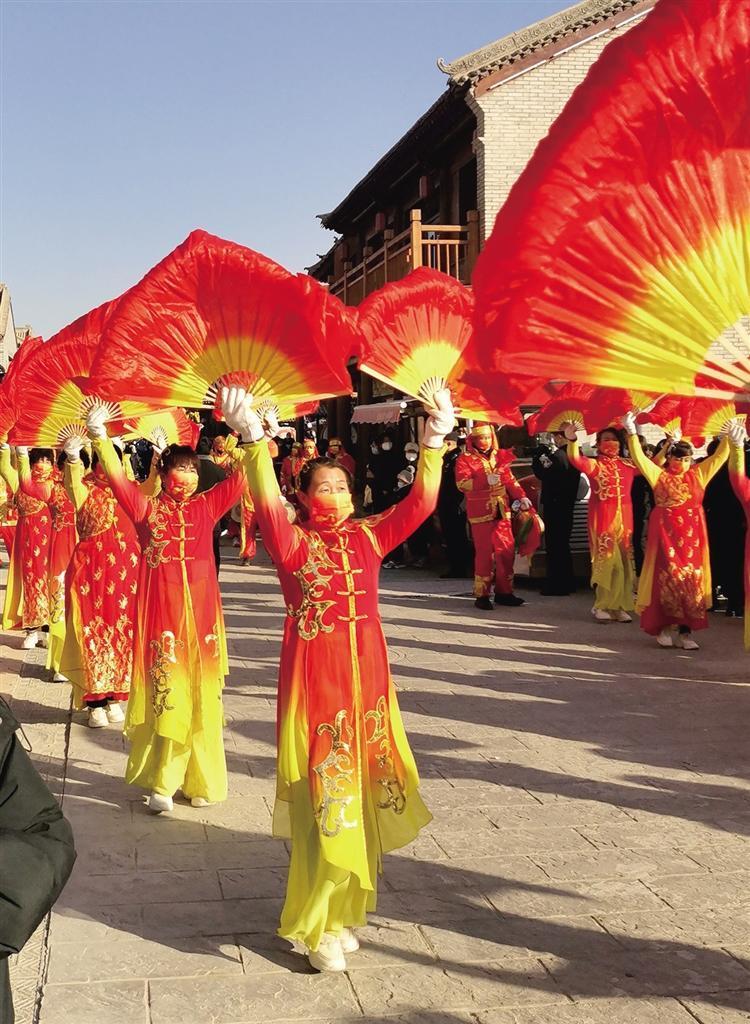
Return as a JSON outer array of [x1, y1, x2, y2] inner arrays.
[[278, 780, 378, 952], [125, 709, 227, 803], [592, 545, 635, 612]]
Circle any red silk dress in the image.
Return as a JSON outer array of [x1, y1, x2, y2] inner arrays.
[[455, 440, 527, 598], [628, 435, 729, 634], [729, 444, 750, 650], [60, 461, 141, 707], [241, 440, 440, 952], [18, 466, 78, 672], [567, 441, 637, 612], [0, 450, 51, 631], [95, 438, 245, 802]]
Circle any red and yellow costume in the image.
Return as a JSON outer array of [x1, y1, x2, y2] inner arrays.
[[567, 439, 637, 612], [729, 443, 750, 650], [281, 442, 318, 500], [0, 479, 17, 560], [95, 437, 245, 803], [0, 449, 51, 631], [241, 439, 440, 951], [455, 427, 527, 598], [60, 459, 141, 708], [327, 439, 355, 477], [17, 460, 77, 672], [628, 435, 729, 635]]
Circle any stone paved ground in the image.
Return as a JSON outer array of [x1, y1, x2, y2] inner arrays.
[[5, 551, 750, 1024]]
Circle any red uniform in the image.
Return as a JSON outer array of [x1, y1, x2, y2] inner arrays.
[[241, 440, 440, 950], [0, 450, 51, 631], [60, 461, 140, 707], [629, 435, 729, 635], [455, 434, 527, 598]]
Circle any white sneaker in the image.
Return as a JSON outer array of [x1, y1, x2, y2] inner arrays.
[[38, 632, 49, 649], [190, 797, 215, 808], [340, 928, 360, 953], [677, 633, 700, 650], [614, 610, 633, 623], [148, 792, 174, 813], [106, 702, 125, 724], [52, 671, 68, 683], [657, 629, 674, 648], [87, 706, 109, 728], [21, 630, 39, 650], [592, 609, 612, 623], [307, 932, 346, 973]]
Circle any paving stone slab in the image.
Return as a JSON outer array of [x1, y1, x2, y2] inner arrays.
[[148, 972, 360, 1023], [681, 991, 750, 1022], [47, 936, 243, 982], [39, 980, 148, 1024], [595, 909, 750, 950], [477, 997, 699, 1023], [349, 960, 568, 1016], [530, 848, 706, 882], [136, 838, 289, 872]]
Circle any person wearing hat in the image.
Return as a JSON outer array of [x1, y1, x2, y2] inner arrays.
[[326, 438, 355, 477], [455, 424, 531, 609]]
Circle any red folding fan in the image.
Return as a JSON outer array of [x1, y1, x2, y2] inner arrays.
[[120, 408, 202, 449], [472, 0, 750, 403], [86, 230, 353, 417]]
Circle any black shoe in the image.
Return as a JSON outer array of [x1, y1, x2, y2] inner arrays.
[[475, 596, 494, 610], [495, 593, 525, 607]]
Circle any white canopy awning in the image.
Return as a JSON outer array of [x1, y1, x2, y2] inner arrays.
[[351, 401, 407, 424]]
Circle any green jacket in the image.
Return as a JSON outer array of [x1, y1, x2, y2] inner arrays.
[[0, 697, 76, 1023]]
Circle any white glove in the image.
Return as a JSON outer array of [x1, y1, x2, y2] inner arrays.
[[15, 445, 29, 459], [151, 426, 169, 457], [621, 411, 638, 436], [221, 386, 264, 443], [63, 435, 85, 462], [519, 497, 532, 511], [0, 443, 8, 452], [423, 388, 455, 449], [727, 421, 748, 449], [86, 403, 110, 440]]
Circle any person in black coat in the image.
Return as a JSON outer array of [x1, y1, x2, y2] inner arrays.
[[704, 436, 747, 615], [197, 437, 229, 574], [0, 696, 76, 1023], [532, 431, 581, 596], [438, 433, 472, 578]]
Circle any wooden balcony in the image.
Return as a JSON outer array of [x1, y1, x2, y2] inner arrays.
[[328, 209, 480, 305]]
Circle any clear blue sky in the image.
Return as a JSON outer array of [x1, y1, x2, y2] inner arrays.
[[1, 0, 563, 337]]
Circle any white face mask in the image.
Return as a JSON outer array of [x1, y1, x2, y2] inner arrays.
[[371, 445, 379, 455], [381, 441, 393, 452], [405, 452, 417, 462]]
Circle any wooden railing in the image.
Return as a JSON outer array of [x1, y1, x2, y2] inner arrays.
[[328, 209, 480, 305]]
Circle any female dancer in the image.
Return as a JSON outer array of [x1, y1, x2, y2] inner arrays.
[[622, 412, 729, 649], [86, 407, 246, 808], [222, 385, 453, 974], [727, 422, 750, 647], [0, 446, 53, 648], [563, 423, 637, 622], [59, 437, 141, 727], [15, 448, 77, 679]]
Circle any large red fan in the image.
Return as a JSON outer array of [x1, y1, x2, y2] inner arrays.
[[0, 336, 46, 441], [120, 409, 202, 449], [86, 230, 353, 417], [472, 0, 750, 402], [10, 303, 151, 446]]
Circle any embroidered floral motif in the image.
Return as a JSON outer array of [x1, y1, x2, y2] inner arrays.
[[658, 564, 705, 619], [82, 614, 134, 693], [149, 630, 181, 717], [288, 532, 338, 640], [313, 709, 357, 837], [49, 572, 66, 625], [78, 483, 116, 538], [145, 500, 171, 568], [365, 696, 406, 814], [204, 622, 220, 659]]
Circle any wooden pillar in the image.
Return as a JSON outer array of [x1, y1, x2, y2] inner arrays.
[[409, 209, 423, 271], [466, 209, 480, 279], [362, 245, 372, 299], [383, 228, 394, 283]]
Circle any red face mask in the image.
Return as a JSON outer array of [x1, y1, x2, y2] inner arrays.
[[667, 458, 691, 475], [164, 468, 198, 501], [599, 440, 620, 457], [31, 462, 52, 480], [307, 491, 353, 526]]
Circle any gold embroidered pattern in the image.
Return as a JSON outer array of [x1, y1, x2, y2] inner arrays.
[[658, 564, 705, 619], [365, 696, 406, 814], [49, 572, 66, 625], [145, 500, 171, 568], [313, 709, 357, 837], [78, 483, 116, 538], [205, 622, 220, 659], [288, 531, 338, 640], [149, 630, 181, 717], [81, 613, 134, 692]]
